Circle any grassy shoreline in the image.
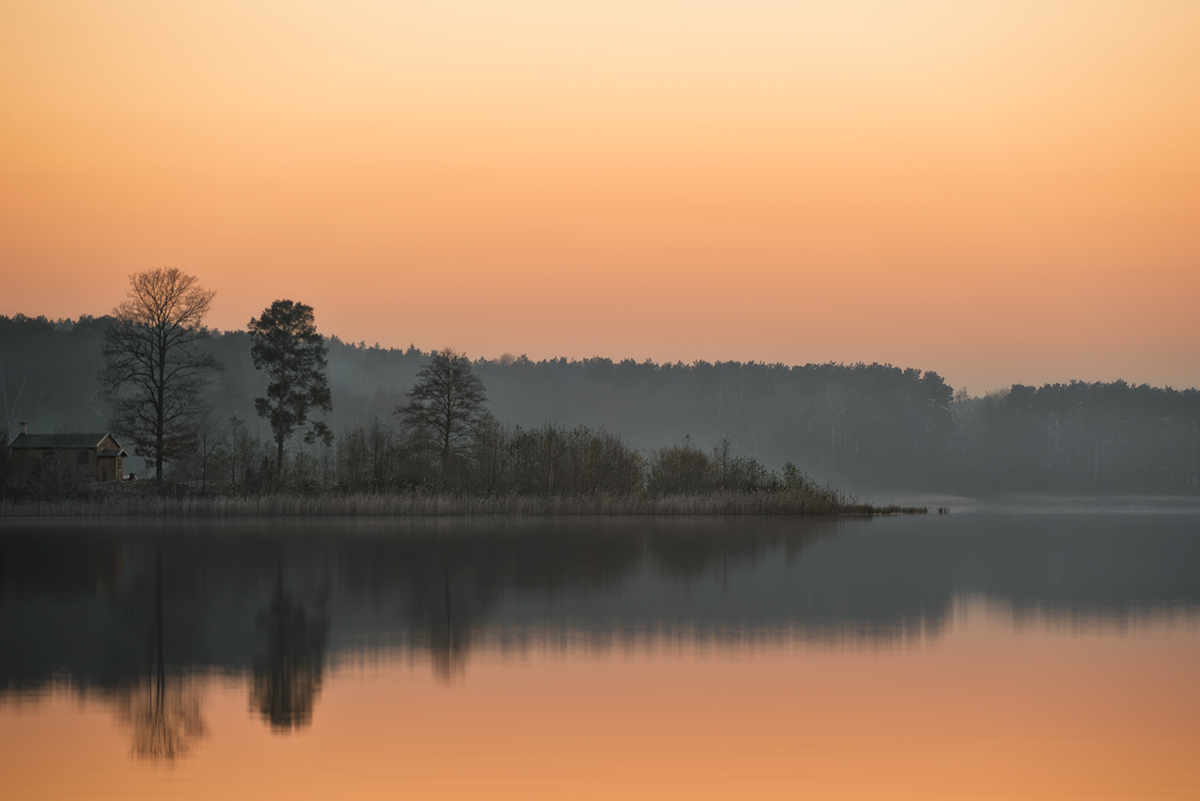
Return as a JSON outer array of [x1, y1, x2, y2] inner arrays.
[[0, 489, 929, 518]]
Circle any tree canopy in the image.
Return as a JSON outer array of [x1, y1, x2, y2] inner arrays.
[[248, 300, 333, 473], [100, 268, 220, 479], [396, 349, 487, 478]]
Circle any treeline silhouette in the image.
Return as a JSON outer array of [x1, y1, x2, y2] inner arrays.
[[1, 314, 1196, 494]]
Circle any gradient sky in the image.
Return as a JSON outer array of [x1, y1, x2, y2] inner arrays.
[[1, 0, 1197, 393]]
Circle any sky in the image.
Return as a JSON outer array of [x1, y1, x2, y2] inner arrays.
[[1, 0, 1197, 394]]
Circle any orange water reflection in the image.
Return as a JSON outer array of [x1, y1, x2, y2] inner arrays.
[[3, 597, 1197, 801], [2, 515, 1198, 799]]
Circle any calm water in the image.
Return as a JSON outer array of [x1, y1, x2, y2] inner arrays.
[[1, 512, 1197, 800]]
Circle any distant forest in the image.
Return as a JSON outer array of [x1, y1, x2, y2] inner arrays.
[[1, 314, 1197, 495]]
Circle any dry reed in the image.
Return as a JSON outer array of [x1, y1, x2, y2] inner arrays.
[[0, 489, 927, 518]]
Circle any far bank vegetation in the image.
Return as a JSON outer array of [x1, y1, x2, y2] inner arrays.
[[1, 418, 918, 516], [2, 358, 916, 515], [1, 270, 923, 516]]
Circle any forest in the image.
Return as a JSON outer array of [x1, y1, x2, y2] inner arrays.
[[1, 312, 1197, 497]]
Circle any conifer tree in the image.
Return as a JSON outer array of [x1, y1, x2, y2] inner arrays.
[[248, 300, 333, 474]]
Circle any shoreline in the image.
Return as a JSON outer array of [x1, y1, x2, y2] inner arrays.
[[0, 490, 929, 518]]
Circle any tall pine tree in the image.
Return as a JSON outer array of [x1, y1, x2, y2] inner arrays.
[[248, 300, 333, 474]]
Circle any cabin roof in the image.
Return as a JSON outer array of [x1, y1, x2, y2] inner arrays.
[[8, 433, 124, 452]]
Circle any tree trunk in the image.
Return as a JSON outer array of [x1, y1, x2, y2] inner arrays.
[[155, 410, 165, 479], [155, 331, 166, 480]]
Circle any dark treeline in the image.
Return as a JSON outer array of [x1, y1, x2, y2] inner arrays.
[[1, 313, 1197, 494]]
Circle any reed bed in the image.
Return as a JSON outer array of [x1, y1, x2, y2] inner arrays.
[[0, 489, 927, 518]]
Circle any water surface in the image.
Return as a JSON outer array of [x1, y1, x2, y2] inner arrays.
[[2, 513, 1197, 799]]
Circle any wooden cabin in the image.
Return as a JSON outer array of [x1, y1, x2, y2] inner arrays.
[[7, 428, 129, 482]]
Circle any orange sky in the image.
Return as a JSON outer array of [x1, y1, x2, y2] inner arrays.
[[1, 0, 1197, 393]]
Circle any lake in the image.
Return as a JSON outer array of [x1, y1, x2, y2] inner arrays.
[[1, 511, 1197, 800]]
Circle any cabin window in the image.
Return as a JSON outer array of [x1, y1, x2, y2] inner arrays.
[[78, 450, 90, 465]]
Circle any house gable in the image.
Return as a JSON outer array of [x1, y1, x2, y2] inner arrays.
[[7, 431, 128, 481]]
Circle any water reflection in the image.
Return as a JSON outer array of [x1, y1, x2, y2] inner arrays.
[[251, 567, 329, 731], [1, 513, 1197, 758], [112, 547, 206, 760], [114, 674, 206, 760]]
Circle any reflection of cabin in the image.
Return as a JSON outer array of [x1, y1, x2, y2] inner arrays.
[[7, 427, 129, 482]]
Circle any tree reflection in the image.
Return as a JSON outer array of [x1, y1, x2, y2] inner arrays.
[[426, 565, 471, 680], [115, 674, 206, 760], [114, 544, 206, 761], [251, 566, 329, 731]]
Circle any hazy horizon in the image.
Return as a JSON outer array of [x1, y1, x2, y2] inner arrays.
[[5, 306, 1199, 397]]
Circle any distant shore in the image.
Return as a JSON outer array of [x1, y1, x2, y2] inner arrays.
[[0, 490, 929, 518]]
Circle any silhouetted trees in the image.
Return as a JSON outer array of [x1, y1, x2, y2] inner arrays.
[[331, 419, 646, 495], [396, 349, 486, 481], [475, 422, 645, 495], [951, 381, 1200, 492], [647, 436, 718, 495], [248, 301, 333, 474], [3, 313, 1197, 494], [99, 269, 221, 479], [647, 436, 778, 495]]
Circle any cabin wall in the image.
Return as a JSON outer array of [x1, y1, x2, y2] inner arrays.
[[8, 448, 105, 481], [97, 456, 120, 482]]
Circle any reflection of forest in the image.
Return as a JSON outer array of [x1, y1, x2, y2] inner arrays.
[[1, 514, 1197, 750], [0, 518, 852, 704]]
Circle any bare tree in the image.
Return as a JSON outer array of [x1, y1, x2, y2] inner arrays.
[[101, 268, 220, 480], [396, 349, 487, 477], [0, 361, 27, 436], [193, 407, 225, 494]]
